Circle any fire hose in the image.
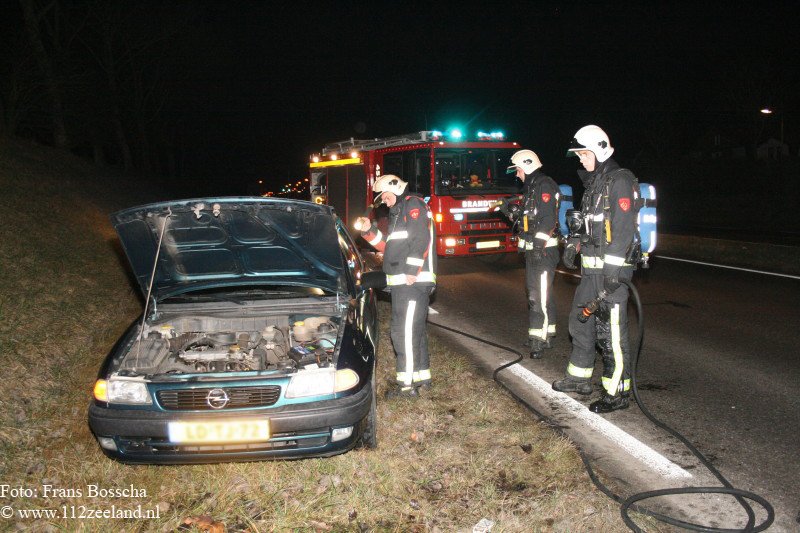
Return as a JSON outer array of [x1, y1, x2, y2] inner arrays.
[[427, 278, 774, 532]]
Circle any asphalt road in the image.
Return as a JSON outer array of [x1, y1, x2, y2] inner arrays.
[[428, 253, 799, 532]]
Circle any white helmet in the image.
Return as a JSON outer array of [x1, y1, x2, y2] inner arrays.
[[372, 174, 407, 201], [568, 125, 614, 162], [509, 149, 542, 175]]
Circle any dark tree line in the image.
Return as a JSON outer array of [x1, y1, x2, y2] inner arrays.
[[1, 0, 195, 176]]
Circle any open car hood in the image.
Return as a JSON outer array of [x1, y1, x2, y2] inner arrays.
[[111, 197, 346, 301]]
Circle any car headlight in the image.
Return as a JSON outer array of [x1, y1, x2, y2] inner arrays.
[[285, 368, 359, 399], [99, 378, 152, 405]]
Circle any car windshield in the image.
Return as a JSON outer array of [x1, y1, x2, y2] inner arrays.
[[434, 148, 521, 196]]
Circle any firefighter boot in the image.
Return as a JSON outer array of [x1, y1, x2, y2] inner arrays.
[[589, 393, 630, 414], [552, 377, 592, 395], [529, 338, 545, 359], [385, 386, 419, 400]]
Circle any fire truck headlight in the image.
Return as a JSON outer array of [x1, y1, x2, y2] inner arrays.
[[453, 213, 463, 221], [444, 237, 457, 247], [434, 213, 443, 223]]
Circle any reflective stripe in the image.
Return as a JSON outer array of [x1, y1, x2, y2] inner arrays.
[[545, 237, 558, 248], [396, 371, 409, 383], [582, 256, 604, 268], [535, 232, 551, 241], [406, 257, 424, 266], [567, 363, 593, 378], [387, 274, 408, 285], [387, 230, 408, 241], [386, 272, 436, 285], [528, 328, 545, 338], [413, 369, 431, 382], [367, 231, 383, 246], [403, 300, 416, 386], [604, 254, 627, 266], [538, 270, 549, 341], [547, 324, 556, 334], [586, 213, 604, 221], [603, 376, 631, 393], [605, 304, 624, 394]]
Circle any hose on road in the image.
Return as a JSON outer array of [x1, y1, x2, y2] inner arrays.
[[428, 278, 774, 532]]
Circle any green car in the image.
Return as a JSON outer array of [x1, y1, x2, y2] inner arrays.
[[89, 197, 379, 463]]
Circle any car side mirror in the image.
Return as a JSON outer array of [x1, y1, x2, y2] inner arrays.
[[358, 270, 387, 291]]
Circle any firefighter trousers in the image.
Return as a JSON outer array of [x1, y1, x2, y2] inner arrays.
[[525, 249, 559, 341], [390, 283, 433, 388], [566, 266, 633, 395]]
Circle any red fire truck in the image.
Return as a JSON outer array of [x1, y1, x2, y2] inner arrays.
[[309, 130, 523, 257]]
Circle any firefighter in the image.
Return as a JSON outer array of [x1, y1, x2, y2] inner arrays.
[[509, 149, 560, 359], [552, 125, 638, 413], [354, 175, 436, 398]]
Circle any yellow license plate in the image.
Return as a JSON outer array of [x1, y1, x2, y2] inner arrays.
[[475, 240, 500, 249], [168, 419, 270, 444]]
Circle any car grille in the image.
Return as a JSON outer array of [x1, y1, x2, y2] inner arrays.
[[156, 386, 281, 410]]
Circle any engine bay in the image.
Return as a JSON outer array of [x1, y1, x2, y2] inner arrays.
[[117, 313, 341, 377]]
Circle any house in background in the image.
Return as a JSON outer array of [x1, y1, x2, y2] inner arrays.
[[756, 138, 790, 160]]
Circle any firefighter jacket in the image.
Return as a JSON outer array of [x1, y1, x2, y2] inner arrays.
[[362, 192, 436, 287], [577, 158, 638, 282], [518, 169, 560, 252]]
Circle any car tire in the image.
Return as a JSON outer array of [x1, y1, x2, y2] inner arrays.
[[358, 372, 378, 449]]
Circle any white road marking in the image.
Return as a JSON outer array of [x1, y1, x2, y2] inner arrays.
[[506, 364, 693, 480], [655, 255, 800, 280], [428, 307, 439, 315]]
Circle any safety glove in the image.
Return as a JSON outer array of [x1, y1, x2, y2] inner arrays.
[[517, 231, 531, 253], [603, 276, 621, 294], [593, 300, 611, 322], [562, 238, 580, 269]]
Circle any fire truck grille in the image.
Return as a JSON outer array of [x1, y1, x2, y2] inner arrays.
[[466, 212, 506, 222]]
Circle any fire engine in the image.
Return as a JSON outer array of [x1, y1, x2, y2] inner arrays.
[[309, 130, 523, 257]]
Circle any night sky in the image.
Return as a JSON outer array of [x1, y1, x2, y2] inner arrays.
[[3, 0, 798, 194]]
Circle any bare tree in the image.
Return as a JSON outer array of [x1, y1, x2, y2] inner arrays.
[[19, 0, 73, 148]]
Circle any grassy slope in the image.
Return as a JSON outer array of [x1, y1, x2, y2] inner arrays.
[[0, 139, 662, 532]]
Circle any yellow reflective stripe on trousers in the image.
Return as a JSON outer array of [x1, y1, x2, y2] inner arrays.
[[582, 256, 604, 268], [602, 377, 631, 393], [403, 299, 416, 386], [547, 324, 556, 334], [386, 272, 436, 285], [605, 304, 624, 394], [413, 369, 431, 382], [539, 270, 549, 340], [567, 363, 593, 378], [528, 328, 545, 338]]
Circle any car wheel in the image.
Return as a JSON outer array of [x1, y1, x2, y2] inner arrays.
[[358, 372, 378, 449]]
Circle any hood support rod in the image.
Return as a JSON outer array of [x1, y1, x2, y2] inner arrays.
[[134, 209, 172, 370]]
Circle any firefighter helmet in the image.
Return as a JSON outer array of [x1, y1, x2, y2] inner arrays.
[[567, 125, 614, 162], [372, 174, 407, 201], [509, 149, 542, 175]]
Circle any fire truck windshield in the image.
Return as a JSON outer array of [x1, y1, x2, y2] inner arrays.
[[434, 148, 522, 196]]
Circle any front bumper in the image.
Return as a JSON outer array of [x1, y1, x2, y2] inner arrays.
[[88, 385, 372, 464]]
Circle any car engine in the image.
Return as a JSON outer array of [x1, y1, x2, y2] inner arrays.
[[118, 315, 340, 376]]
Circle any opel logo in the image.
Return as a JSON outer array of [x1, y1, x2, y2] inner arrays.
[[206, 388, 229, 409]]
